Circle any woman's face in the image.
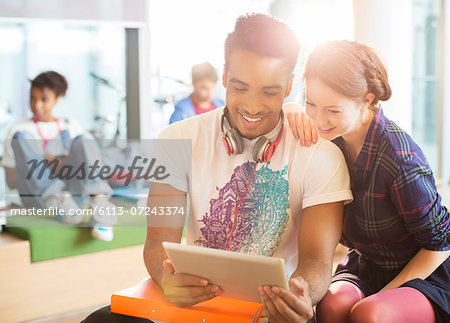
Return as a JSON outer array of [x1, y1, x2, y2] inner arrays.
[[304, 78, 364, 141]]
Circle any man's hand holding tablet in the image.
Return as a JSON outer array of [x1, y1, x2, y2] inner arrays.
[[162, 242, 289, 304], [259, 276, 313, 323], [159, 257, 222, 307]]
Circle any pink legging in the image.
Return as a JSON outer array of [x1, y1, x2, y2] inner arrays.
[[316, 281, 436, 323]]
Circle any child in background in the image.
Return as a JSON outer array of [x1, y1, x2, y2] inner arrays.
[[2, 71, 117, 241]]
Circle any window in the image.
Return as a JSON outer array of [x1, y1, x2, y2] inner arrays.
[[412, 0, 441, 172]]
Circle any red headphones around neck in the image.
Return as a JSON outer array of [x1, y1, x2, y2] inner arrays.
[[221, 108, 284, 163]]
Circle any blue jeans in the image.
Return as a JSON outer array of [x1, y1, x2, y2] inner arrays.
[[11, 130, 112, 208]]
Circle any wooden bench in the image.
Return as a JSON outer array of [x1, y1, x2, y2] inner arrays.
[[0, 232, 148, 322]]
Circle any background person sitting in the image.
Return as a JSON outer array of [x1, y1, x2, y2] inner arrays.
[[169, 62, 224, 124], [1, 71, 117, 241]]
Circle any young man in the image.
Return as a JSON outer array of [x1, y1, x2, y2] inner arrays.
[[169, 62, 225, 124], [83, 13, 351, 322], [145, 14, 352, 322]]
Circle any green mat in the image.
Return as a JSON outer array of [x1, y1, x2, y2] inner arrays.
[[6, 215, 147, 262]]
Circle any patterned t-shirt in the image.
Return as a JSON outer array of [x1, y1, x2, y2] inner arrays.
[[152, 107, 353, 276]]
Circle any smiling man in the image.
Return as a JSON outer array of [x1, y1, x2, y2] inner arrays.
[[144, 13, 352, 322], [83, 13, 352, 323]]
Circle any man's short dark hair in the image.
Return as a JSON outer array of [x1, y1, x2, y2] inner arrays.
[[224, 13, 300, 72], [192, 62, 218, 84]]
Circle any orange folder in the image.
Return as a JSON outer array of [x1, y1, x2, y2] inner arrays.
[[111, 278, 264, 323]]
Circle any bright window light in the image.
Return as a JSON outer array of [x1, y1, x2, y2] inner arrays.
[[291, 0, 354, 50]]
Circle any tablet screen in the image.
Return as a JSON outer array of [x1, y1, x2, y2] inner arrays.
[[163, 242, 289, 303]]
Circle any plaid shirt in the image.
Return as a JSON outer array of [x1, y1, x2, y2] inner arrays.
[[333, 108, 449, 270]]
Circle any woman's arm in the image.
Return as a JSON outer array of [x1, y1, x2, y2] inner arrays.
[[381, 248, 450, 291], [387, 155, 450, 291]]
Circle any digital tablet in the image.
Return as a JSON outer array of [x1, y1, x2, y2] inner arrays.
[[163, 241, 289, 303]]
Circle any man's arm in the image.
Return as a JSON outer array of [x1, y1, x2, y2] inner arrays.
[[5, 167, 17, 189], [293, 201, 343, 304], [260, 201, 343, 322], [143, 182, 222, 307]]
